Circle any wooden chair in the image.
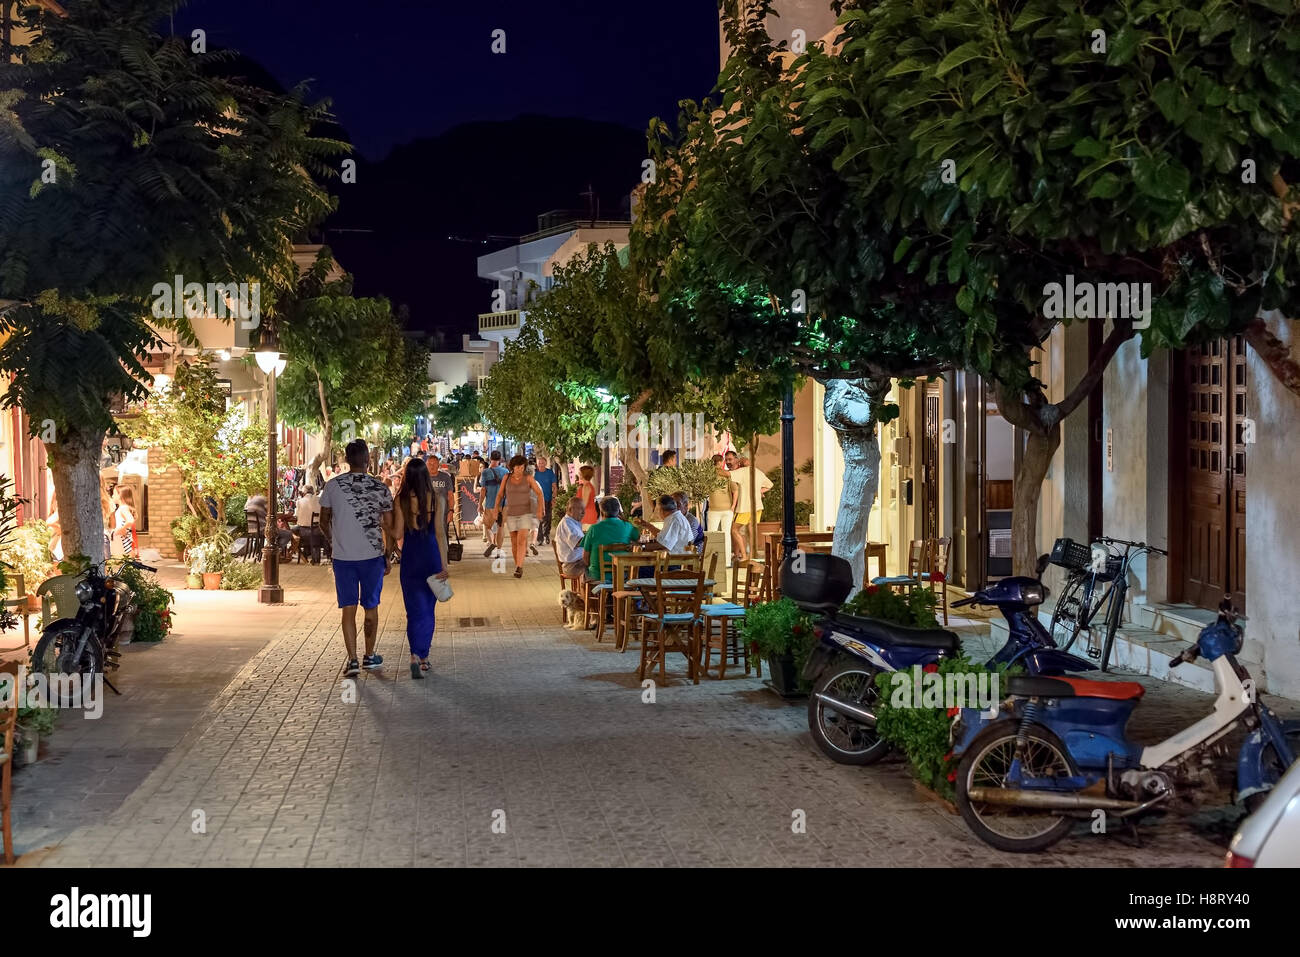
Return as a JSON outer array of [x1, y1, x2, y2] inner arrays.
[[1, 658, 17, 863], [639, 562, 708, 685], [699, 553, 749, 679], [594, 543, 636, 643], [920, 536, 952, 624], [611, 552, 646, 652], [873, 539, 926, 591], [1, 572, 29, 652], [242, 511, 265, 562], [727, 560, 767, 677]]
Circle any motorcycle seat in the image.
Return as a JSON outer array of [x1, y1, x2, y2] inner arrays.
[[836, 614, 961, 652], [1007, 675, 1145, 701]]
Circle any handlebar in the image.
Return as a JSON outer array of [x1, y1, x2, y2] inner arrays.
[[952, 596, 978, 608], [1097, 536, 1168, 556], [1168, 646, 1200, 669]]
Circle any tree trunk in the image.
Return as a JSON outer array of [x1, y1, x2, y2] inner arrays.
[[1244, 316, 1300, 398], [1011, 425, 1060, 577], [47, 423, 106, 564], [315, 372, 334, 461], [616, 390, 652, 491], [823, 378, 886, 594]]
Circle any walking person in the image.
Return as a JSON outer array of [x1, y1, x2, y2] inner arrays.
[[478, 450, 508, 556], [320, 439, 393, 678], [111, 486, 136, 556], [497, 455, 546, 577], [391, 457, 449, 679], [426, 453, 456, 566], [532, 455, 558, 546]]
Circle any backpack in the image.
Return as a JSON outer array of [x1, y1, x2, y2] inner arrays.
[[482, 465, 505, 494]]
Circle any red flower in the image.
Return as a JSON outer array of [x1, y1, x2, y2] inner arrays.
[[865, 585, 879, 594], [923, 662, 939, 674], [946, 706, 959, 718], [947, 770, 957, 783]]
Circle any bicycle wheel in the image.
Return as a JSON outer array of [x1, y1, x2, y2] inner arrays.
[[1098, 585, 1124, 673], [1048, 574, 1088, 651]]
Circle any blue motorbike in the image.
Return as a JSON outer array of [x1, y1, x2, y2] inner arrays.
[[790, 555, 1093, 767], [951, 608, 1300, 852]]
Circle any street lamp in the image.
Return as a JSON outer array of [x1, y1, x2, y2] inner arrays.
[[254, 331, 285, 604]]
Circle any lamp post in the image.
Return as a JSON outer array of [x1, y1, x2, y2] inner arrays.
[[255, 333, 286, 604], [780, 382, 798, 563]]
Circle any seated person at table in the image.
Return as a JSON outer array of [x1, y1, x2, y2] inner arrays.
[[672, 490, 705, 553], [635, 495, 693, 554], [554, 497, 589, 580], [580, 496, 640, 583]]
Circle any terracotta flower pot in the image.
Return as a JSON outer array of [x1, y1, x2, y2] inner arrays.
[[202, 572, 223, 590]]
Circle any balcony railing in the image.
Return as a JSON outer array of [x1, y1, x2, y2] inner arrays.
[[478, 309, 522, 333], [518, 219, 631, 244]]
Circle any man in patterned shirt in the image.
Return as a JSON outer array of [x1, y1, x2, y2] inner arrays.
[[321, 439, 394, 678]]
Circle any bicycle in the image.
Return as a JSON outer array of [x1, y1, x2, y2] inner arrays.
[[1045, 536, 1167, 672]]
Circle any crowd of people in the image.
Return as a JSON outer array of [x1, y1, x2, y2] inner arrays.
[[310, 435, 774, 675]]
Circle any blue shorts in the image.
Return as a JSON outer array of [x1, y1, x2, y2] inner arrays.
[[332, 556, 385, 609]]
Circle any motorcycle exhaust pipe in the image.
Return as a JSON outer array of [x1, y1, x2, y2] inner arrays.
[[813, 693, 876, 727], [965, 787, 1145, 812]]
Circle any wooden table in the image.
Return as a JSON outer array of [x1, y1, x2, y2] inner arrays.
[[761, 533, 889, 595]]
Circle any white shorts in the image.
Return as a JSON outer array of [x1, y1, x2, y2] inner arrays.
[[505, 514, 535, 533]]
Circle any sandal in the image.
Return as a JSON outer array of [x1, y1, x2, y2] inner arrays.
[[410, 661, 423, 679], [513, 567, 523, 578], [420, 659, 431, 672]]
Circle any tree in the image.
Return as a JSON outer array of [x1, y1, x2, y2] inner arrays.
[[276, 260, 430, 458], [433, 384, 482, 438], [823, 0, 1300, 572], [120, 362, 273, 529], [478, 324, 617, 468], [0, 0, 341, 561]]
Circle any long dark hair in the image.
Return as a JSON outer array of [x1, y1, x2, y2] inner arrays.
[[400, 456, 435, 531]]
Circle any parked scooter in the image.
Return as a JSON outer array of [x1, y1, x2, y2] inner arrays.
[[790, 555, 1093, 766], [951, 607, 1300, 852], [29, 558, 154, 707]]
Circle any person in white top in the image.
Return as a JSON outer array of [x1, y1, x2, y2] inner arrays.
[[293, 488, 323, 564], [724, 450, 773, 561], [636, 494, 693, 554], [554, 497, 587, 579]]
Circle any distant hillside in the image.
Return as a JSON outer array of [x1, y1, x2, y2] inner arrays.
[[325, 115, 647, 339]]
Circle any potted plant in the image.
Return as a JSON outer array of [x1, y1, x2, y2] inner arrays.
[[110, 560, 175, 643], [14, 704, 56, 767], [190, 540, 228, 589], [741, 598, 816, 697], [0, 519, 56, 611]]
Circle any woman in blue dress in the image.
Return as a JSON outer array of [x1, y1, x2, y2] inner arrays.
[[391, 457, 449, 679]]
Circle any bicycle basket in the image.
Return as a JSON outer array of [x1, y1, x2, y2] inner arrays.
[[1091, 555, 1125, 582], [1049, 537, 1091, 571]]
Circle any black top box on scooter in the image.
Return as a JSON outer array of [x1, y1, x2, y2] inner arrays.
[[780, 553, 854, 615]]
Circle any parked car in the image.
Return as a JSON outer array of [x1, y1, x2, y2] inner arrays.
[[1226, 758, 1300, 867]]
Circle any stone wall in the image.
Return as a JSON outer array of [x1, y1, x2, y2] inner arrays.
[[134, 446, 186, 560]]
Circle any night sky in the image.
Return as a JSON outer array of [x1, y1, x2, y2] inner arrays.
[[171, 0, 722, 162]]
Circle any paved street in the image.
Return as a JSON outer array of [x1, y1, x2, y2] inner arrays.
[[6, 548, 1288, 868]]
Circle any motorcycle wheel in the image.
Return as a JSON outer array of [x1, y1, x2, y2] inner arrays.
[[806, 661, 889, 766], [955, 721, 1079, 853], [29, 623, 105, 709], [1243, 727, 1300, 814]]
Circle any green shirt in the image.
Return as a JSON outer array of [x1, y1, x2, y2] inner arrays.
[[581, 517, 640, 581]]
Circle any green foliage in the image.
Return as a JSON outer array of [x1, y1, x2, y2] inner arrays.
[[841, 584, 940, 629], [614, 477, 639, 518], [170, 514, 209, 556], [642, 459, 724, 512], [740, 598, 817, 686], [16, 704, 56, 737], [759, 466, 813, 526], [434, 383, 483, 437], [0, 0, 342, 562], [225, 494, 248, 523], [57, 554, 91, 577], [219, 562, 264, 590], [872, 657, 1020, 801], [111, 560, 174, 643], [121, 362, 272, 529], [0, 520, 54, 592], [276, 261, 430, 452], [0, 475, 23, 598], [188, 536, 231, 575]]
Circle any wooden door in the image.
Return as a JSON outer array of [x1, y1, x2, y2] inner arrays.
[[1179, 337, 1247, 612], [921, 384, 941, 544]]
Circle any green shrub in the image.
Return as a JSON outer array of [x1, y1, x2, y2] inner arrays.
[[0, 520, 55, 593], [740, 598, 817, 690], [16, 704, 56, 737], [225, 493, 248, 522], [220, 562, 264, 590], [759, 467, 813, 526], [872, 656, 1021, 801], [841, 584, 939, 628], [112, 561, 175, 643], [170, 513, 209, 555]]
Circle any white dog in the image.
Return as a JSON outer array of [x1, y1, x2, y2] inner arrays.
[[558, 589, 584, 629]]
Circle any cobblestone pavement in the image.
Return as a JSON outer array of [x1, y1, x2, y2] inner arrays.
[[10, 547, 1295, 868]]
